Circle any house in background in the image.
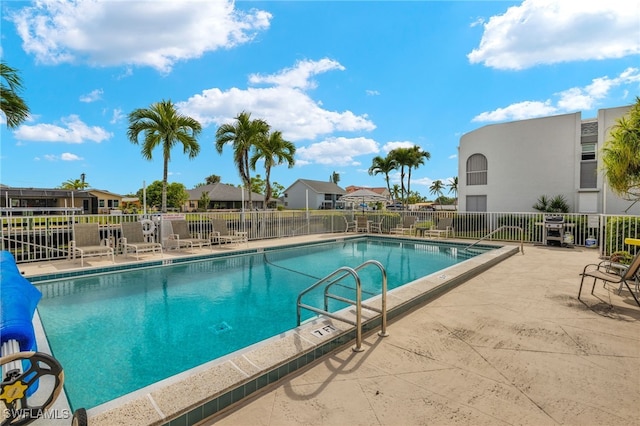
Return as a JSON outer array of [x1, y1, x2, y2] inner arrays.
[[184, 183, 265, 211], [0, 186, 96, 214], [283, 179, 346, 209], [457, 104, 639, 215], [88, 189, 124, 214]]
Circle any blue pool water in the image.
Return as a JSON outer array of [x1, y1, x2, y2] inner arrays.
[[35, 237, 489, 410]]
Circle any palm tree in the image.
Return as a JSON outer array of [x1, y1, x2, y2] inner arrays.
[[389, 147, 413, 202], [447, 176, 458, 208], [429, 180, 445, 209], [601, 97, 640, 203], [368, 155, 397, 203], [59, 178, 90, 190], [127, 100, 202, 213], [250, 130, 296, 206], [216, 111, 270, 209], [1, 61, 30, 128], [406, 146, 431, 197]]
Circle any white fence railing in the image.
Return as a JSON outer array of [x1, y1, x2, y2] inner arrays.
[[2, 210, 639, 263]]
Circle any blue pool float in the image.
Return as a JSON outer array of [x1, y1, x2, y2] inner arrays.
[[0, 251, 42, 353]]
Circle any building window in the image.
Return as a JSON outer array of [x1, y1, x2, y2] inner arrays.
[[580, 143, 597, 188], [466, 195, 487, 212], [113, 200, 119, 208], [466, 154, 487, 185], [99, 200, 105, 208]]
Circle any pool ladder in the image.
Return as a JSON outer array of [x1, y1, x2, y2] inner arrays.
[[296, 260, 389, 352]]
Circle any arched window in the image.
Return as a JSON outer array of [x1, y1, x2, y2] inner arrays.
[[466, 154, 487, 185]]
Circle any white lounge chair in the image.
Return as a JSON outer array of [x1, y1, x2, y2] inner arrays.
[[390, 216, 417, 235], [211, 219, 247, 247], [70, 223, 115, 266], [424, 217, 454, 239], [121, 221, 163, 259], [165, 220, 212, 251]]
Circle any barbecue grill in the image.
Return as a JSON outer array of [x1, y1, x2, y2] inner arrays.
[[544, 215, 565, 246]]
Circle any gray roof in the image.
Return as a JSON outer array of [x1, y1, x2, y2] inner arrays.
[[285, 179, 346, 195], [186, 183, 265, 202], [0, 186, 95, 198]]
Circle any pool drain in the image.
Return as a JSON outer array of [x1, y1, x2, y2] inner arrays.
[[210, 322, 232, 335]]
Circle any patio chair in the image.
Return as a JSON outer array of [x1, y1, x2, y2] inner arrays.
[[355, 216, 370, 233], [344, 216, 356, 233], [369, 217, 384, 233], [211, 219, 248, 247], [70, 223, 115, 266], [120, 221, 163, 260], [424, 217, 454, 239], [390, 216, 417, 235], [165, 220, 211, 251], [578, 250, 640, 307]]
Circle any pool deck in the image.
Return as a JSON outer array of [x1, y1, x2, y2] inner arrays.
[[19, 234, 640, 426]]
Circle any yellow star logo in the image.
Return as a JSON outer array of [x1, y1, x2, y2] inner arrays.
[[0, 381, 28, 404]]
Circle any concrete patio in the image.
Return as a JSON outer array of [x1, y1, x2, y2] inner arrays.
[[204, 243, 639, 426]]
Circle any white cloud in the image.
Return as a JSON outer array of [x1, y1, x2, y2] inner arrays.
[[61, 152, 82, 161], [366, 90, 380, 96], [382, 141, 417, 153], [8, 0, 271, 73], [110, 108, 125, 124], [297, 137, 379, 166], [249, 58, 344, 90], [79, 89, 103, 103], [178, 58, 375, 141], [472, 101, 558, 122], [14, 115, 112, 143], [43, 152, 83, 161], [473, 67, 640, 122], [468, 0, 639, 70]]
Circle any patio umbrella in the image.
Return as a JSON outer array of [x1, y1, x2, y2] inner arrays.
[[340, 189, 389, 214]]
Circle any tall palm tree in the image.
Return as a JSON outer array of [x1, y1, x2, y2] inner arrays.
[[250, 130, 296, 206], [127, 100, 202, 213], [1, 61, 30, 128], [216, 111, 270, 209], [368, 155, 397, 202], [429, 180, 445, 209], [406, 146, 431, 197], [389, 148, 413, 202], [447, 176, 458, 208]]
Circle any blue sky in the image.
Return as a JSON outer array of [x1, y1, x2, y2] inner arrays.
[[1, 0, 638, 197]]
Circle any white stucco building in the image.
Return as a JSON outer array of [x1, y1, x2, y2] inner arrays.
[[457, 104, 639, 215]]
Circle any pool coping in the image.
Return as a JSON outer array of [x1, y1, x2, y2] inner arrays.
[[30, 236, 519, 426]]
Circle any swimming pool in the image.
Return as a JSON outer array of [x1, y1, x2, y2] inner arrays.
[[35, 237, 494, 411]]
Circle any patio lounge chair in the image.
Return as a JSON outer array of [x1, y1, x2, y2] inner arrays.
[[211, 219, 247, 247], [390, 216, 417, 235], [424, 217, 454, 239], [70, 223, 115, 266], [165, 220, 212, 251], [120, 221, 163, 260], [578, 250, 640, 307]]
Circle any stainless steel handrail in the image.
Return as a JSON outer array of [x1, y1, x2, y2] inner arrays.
[[465, 225, 524, 253], [296, 260, 389, 352], [323, 260, 388, 337]]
